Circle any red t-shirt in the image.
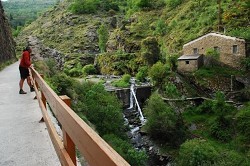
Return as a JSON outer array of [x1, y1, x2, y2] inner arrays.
[[19, 51, 31, 68]]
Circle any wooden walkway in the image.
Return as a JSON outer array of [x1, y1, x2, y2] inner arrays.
[[0, 62, 60, 166]]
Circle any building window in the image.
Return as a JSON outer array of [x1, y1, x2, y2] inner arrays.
[[193, 48, 198, 54], [214, 46, 220, 52], [185, 61, 189, 64], [233, 45, 238, 54]]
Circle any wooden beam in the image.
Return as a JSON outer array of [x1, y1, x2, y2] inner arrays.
[[60, 95, 77, 165], [30, 68, 130, 166]]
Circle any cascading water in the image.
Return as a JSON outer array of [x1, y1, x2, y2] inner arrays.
[[123, 78, 170, 165], [128, 78, 146, 124]]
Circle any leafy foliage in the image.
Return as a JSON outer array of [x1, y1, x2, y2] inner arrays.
[[178, 138, 249, 166], [97, 51, 138, 75], [164, 82, 180, 98], [209, 116, 233, 142], [2, 0, 57, 29], [178, 139, 219, 166], [144, 92, 187, 147], [112, 74, 131, 88], [241, 57, 250, 71], [148, 62, 168, 86], [103, 134, 148, 165], [135, 66, 148, 82], [165, 0, 183, 9], [236, 103, 250, 141], [70, 0, 121, 14], [48, 73, 77, 97], [97, 24, 109, 53], [78, 83, 125, 136], [82, 64, 96, 75], [65, 63, 83, 77], [154, 19, 168, 36], [70, 0, 99, 14]]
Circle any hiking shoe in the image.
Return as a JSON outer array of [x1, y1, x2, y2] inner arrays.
[[30, 86, 35, 92], [19, 89, 27, 94]]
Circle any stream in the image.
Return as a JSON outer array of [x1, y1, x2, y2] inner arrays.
[[123, 79, 171, 166]]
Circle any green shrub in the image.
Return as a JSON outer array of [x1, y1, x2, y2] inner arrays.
[[144, 92, 186, 146], [236, 103, 250, 139], [97, 24, 109, 53], [178, 139, 219, 166], [167, 54, 178, 71], [164, 82, 179, 98], [82, 64, 96, 75], [80, 83, 125, 136], [205, 48, 220, 67], [13, 26, 22, 37], [136, 66, 148, 82], [103, 134, 147, 166], [112, 74, 131, 88], [68, 63, 83, 77], [178, 138, 250, 166], [209, 116, 232, 142], [48, 73, 77, 97], [241, 57, 250, 71], [136, 0, 151, 8], [154, 19, 168, 36], [166, 0, 183, 9], [70, 0, 99, 14], [212, 91, 235, 116], [148, 62, 168, 86]]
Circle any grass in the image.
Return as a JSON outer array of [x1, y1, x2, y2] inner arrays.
[[194, 66, 244, 79]]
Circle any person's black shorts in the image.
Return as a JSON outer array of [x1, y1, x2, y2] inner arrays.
[[19, 66, 30, 79]]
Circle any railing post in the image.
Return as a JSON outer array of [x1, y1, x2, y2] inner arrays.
[[60, 95, 76, 165], [40, 74, 46, 109]]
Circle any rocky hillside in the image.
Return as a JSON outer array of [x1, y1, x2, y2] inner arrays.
[[0, 1, 16, 63], [16, 0, 249, 77]]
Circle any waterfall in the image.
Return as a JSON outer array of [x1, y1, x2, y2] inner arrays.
[[128, 78, 146, 124], [128, 83, 134, 109]]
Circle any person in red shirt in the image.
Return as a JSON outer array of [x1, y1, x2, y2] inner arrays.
[[19, 46, 34, 94]]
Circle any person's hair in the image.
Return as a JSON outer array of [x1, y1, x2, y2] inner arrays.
[[23, 46, 31, 52]]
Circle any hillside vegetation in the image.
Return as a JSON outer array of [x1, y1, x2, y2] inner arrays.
[[2, 0, 57, 35], [16, 0, 250, 165]]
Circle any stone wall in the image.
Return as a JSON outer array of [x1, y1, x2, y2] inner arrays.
[[183, 33, 246, 68], [178, 60, 199, 72], [0, 2, 16, 63]]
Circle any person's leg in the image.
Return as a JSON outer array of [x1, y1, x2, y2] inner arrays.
[[27, 76, 34, 92], [19, 78, 25, 90], [27, 76, 31, 87], [19, 78, 27, 94]]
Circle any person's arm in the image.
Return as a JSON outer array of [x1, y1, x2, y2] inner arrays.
[[23, 52, 31, 67]]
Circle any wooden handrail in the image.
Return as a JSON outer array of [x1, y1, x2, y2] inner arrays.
[[30, 67, 130, 166]]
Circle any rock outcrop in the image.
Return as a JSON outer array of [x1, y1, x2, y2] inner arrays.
[[0, 2, 16, 63]]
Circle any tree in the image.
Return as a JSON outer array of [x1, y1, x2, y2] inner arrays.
[[81, 83, 125, 136], [144, 92, 186, 146], [148, 61, 168, 87], [97, 24, 109, 53]]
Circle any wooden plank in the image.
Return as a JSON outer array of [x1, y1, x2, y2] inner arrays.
[[30, 68, 130, 166], [31, 76, 75, 166], [60, 95, 77, 165]]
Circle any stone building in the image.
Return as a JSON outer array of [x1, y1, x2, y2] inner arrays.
[[183, 32, 248, 68], [177, 54, 203, 72]]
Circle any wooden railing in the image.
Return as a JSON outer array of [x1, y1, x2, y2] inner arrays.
[[30, 67, 130, 166]]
